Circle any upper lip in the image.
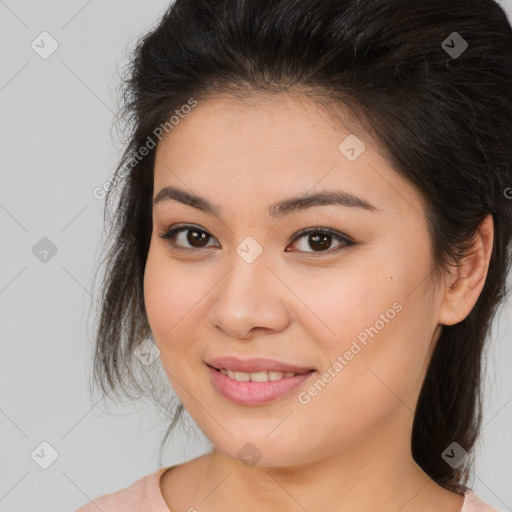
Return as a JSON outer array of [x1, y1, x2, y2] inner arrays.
[[206, 356, 316, 374]]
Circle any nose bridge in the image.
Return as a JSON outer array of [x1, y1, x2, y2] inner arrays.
[[221, 237, 271, 306], [209, 237, 289, 337]]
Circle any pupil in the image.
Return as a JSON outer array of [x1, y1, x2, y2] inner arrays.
[[310, 233, 331, 251]]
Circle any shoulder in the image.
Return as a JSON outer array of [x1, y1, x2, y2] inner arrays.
[[73, 467, 170, 512], [462, 489, 502, 512]]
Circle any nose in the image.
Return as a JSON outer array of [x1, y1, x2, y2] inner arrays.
[[207, 254, 290, 340]]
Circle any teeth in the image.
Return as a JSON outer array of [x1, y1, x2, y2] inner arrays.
[[249, 371, 270, 382], [219, 368, 300, 381]]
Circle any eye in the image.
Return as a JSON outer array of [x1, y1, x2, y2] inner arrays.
[[158, 223, 219, 251], [286, 227, 354, 255], [158, 224, 354, 255]]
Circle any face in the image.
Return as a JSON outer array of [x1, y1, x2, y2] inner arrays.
[[144, 92, 445, 467]]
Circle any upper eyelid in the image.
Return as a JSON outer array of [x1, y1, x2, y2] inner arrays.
[[163, 223, 348, 237], [160, 224, 352, 247]]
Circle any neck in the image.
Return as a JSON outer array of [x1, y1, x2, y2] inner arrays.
[[190, 411, 462, 512]]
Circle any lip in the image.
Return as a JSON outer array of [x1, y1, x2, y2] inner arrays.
[[207, 366, 316, 405], [206, 356, 316, 374], [205, 356, 317, 406]]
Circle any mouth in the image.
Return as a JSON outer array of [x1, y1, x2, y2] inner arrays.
[[205, 356, 317, 405], [206, 355, 316, 375], [207, 365, 314, 382]]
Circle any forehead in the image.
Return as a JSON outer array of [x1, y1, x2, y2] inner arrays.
[[153, 92, 425, 222], [157, 92, 355, 153]]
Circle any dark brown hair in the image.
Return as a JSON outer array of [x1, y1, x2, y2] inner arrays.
[[89, 0, 512, 492]]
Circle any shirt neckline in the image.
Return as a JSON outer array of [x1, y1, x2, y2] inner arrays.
[[152, 466, 472, 512], [152, 467, 175, 511]]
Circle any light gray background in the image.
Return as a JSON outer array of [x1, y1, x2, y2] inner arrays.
[[1, 1, 511, 511]]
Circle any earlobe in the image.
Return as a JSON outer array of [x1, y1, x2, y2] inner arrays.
[[438, 214, 494, 326]]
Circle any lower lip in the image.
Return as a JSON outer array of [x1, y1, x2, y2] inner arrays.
[[207, 365, 316, 406]]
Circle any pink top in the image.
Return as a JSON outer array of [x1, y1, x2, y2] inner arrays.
[[74, 467, 501, 512]]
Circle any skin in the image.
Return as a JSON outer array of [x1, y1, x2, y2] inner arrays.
[[143, 92, 494, 512]]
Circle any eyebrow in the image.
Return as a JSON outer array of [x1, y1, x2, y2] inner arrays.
[[153, 185, 380, 219]]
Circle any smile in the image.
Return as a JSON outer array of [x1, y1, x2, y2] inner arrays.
[[207, 365, 317, 405], [218, 368, 300, 381]]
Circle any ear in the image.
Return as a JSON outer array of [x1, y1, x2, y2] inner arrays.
[[437, 214, 494, 326]]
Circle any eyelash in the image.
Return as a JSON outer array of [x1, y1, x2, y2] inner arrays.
[[157, 223, 355, 257]]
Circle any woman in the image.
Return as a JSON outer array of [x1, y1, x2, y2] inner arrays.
[[76, 0, 512, 510]]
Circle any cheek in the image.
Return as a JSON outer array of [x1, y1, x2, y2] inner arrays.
[[143, 246, 206, 348], [293, 257, 432, 405], [291, 260, 401, 354]]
